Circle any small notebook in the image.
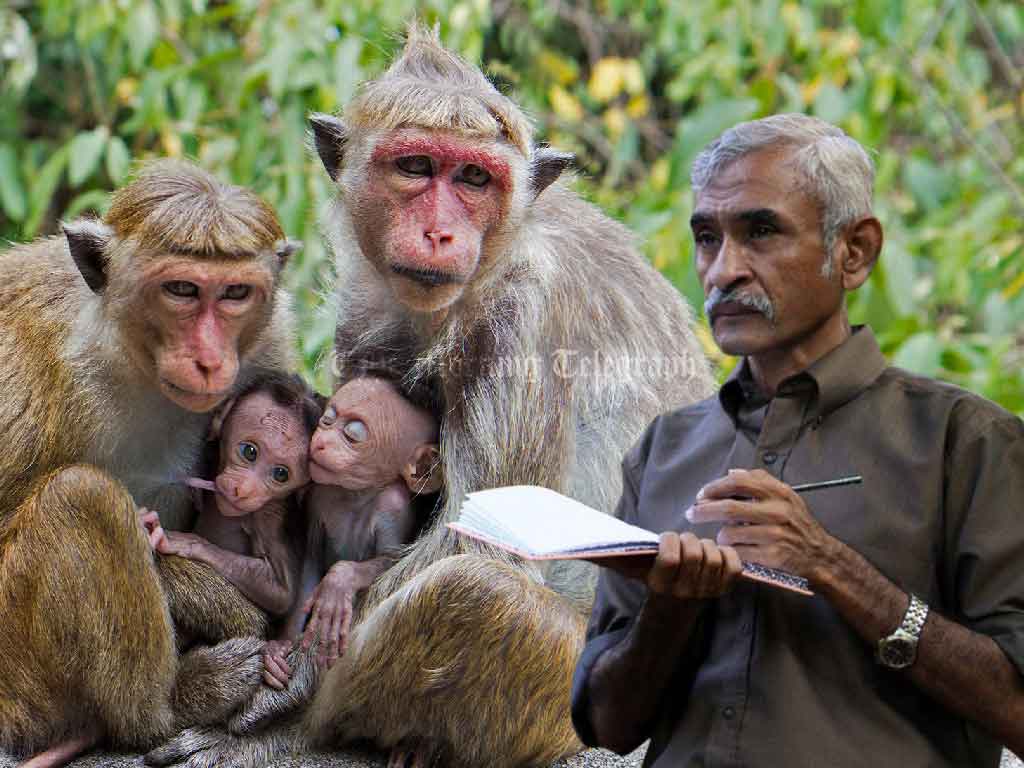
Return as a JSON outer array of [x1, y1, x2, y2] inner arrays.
[[448, 485, 813, 596]]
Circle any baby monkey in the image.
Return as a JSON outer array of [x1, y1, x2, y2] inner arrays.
[[141, 371, 322, 623], [263, 376, 441, 687]]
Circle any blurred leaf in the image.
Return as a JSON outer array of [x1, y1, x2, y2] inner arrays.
[[891, 332, 943, 377], [24, 144, 69, 237], [0, 144, 26, 222], [128, 3, 161, 70], [64, 189, 111, 219], [68, 127, 110, 187], [105, 136, 131, 185]]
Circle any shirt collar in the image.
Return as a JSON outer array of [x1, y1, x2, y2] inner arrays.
[[718, 326, 888, 423]]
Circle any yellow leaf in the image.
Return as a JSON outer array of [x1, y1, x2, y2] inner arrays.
[[650, 156, 670, 192], [161, 132, 183, 158], [837, 32, 861, 56], [626, 93, 649, 119], [115, 77, 138, 104], [622, 59, 645, 95], [538, 51, 578, 86], [800, 74, 823, 103], [549, 85, 584, 123], [603, 106, 628, 139], [589, 57, 625, 103], [1002, 270, 1024, 300]]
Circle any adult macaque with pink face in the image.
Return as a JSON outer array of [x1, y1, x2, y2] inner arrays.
[[261, 376, 441, 687], [142, 371, 321, 620]]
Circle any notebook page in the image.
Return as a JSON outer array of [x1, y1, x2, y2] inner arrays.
[[462, 486, 659, 555]]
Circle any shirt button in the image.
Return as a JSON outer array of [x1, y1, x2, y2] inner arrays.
[[722, 706, 736, 720], [762, 451, 778, 465]]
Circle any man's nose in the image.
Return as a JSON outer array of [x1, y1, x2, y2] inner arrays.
[[705, 236, 752, 292]]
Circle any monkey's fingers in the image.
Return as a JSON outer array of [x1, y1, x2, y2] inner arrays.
[[337, 602, 353, 657], [262, 652, 290, 689]]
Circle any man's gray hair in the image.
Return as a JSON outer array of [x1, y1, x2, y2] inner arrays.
[[691, 114, 875, 272]]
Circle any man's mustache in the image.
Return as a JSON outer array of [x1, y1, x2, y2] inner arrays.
[[704, 287, 776, 323]]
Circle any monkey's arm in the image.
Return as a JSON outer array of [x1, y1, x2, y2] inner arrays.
[[163, 531, 294, 617]]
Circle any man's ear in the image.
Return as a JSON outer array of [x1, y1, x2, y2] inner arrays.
[[63, 218, 113, 293], [838, 215, 883, 291], [529, 148, 574, 199], [208, 397, 237, 441], [309, 113, 349, 182], [402, 443, 442, 495]]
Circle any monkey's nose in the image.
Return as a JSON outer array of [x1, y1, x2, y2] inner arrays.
[[425, 230, 453, 248]]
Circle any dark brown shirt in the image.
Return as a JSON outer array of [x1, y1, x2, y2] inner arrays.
[[571, 326, 1024, 767]]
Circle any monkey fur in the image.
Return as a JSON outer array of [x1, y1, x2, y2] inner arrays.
[[0, 160, 298, 761], [296, 26, 715, 765]]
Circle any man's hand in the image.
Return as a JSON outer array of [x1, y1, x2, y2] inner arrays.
[[301, 560, 359, 670], [688, 468, 841, 582], [262, 639, 293, 690], [647, 531, 743, 600]]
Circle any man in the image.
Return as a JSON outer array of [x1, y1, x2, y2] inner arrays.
[[570, 114, 1024, 767]]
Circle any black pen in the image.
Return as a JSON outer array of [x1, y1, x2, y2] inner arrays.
[[790, 475, 862, 492]]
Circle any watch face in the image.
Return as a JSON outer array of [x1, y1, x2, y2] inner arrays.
[[880, 636, 915, 669]]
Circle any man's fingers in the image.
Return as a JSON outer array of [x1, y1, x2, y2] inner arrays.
[[698, 468, 786, 502], [688, 498, 783, 525], [263, 653, 291, 689], [648, 532, 682, 593], [716, 523, 786, 548]]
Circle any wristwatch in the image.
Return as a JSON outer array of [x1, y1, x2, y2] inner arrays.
[[876, 594, 929, 669]]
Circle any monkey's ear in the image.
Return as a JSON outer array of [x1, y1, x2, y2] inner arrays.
[[403, 444, 442, 496], [63, 219, 112, 293], [208, 397, 237, 441], [309, 113, 349, 182], [273, 239, 302, 270], [529, 148, 575, 199]]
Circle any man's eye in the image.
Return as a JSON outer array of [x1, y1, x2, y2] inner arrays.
[[321, 406, 338, 427], [694, 231, 720, 248], [751, 224, 776, 239], [342, 419, 368, 443], [271, 466, 290, 484], [163, 281, 199, 298], [238, 442, 258, 462], [222, 284, 251, 301], [396, 156, 433, 176], [459, 164, 491, 187]]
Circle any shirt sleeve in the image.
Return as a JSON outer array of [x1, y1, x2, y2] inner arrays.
[[945, 407, 1024, 678], [570, 434, 652, 746]]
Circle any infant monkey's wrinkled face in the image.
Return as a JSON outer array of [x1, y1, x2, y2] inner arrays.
[[309, 377, 441, 494], [309, 378, 402, 491], [215, 391, 312, 517]]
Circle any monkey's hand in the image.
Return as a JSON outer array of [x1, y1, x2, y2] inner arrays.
[[261, 639, 293, 690], [301, 561, 358, 670], [156, 530, 209, 560], [138, 507, 167, 552]]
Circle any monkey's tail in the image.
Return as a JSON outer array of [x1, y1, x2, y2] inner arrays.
[[0, 464, 177, 754], [305, 554, 585, 768]]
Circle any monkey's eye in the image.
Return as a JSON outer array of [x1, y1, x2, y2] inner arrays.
[[321, 406, 338, 427], [238, 442, 259, 462], [459, 164, 491, 187], [271, 466, 290, 484], [342, 419, 368, 443], [395, 156, 433, 176], [222, 284, 251, 301], [163, 281, 199, 298]]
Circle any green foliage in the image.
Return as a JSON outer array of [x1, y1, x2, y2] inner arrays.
[[2, 0, 1022, 413]]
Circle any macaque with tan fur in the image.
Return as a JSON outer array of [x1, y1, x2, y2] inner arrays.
[[262, 376, 440, 684], [0, 160, 298, 768], [142, 371, 321, 627], [146, 27, 713, 768]]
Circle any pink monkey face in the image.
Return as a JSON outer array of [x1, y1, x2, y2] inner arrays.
[[214, 392, 311, 516]]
